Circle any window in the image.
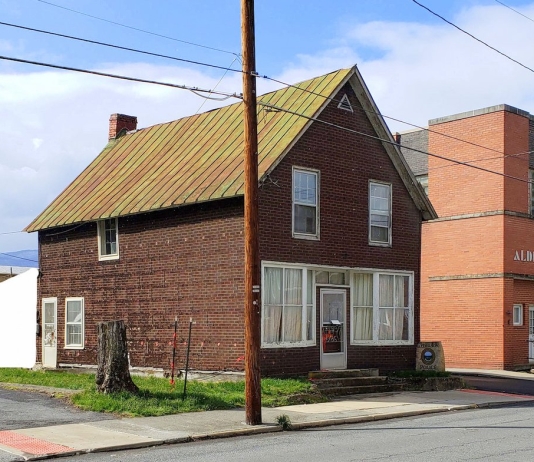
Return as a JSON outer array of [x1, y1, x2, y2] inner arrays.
[[65, 297, 84, 348], [97, 218, 119, 260], [351, 272, 413, 344], [316, 270, 347, 285], [293, 168, 319, 238], [529, 170, 534, 216], [369, 182, 391, 245], [262, 266, 314, 347], [513, 304, 523, 326]]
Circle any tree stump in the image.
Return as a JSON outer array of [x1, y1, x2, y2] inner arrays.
[[96, 320, 139, 394]]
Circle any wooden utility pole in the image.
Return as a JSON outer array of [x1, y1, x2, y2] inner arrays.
[[241, 0, 262, 425]]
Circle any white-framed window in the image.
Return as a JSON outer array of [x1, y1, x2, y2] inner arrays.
[[97, 218, 119, 260], [293, 168, 319, 239], [369, 181, 392, 245], [513, 304, 523, 326], [529, 169, 534, 216], [351, 271, 413, 345], [262, 265, 314, 347], [65, 297, 84, 349]]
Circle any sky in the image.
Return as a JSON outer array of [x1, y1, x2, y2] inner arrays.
[[2, 0, 534, 258]]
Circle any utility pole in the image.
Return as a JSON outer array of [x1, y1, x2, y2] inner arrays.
[[241, 0, 262, 425]]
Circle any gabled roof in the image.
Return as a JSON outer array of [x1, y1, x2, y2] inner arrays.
[[26, 66, 436, 232]]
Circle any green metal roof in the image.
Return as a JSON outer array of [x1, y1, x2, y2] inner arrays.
[[26, 68, 354, 232]]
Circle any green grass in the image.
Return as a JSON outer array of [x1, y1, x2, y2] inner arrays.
[[0, 369, 323, 417]]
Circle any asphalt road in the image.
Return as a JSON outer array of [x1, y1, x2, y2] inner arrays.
[[460, 375, 534, 396], [0, 387, 115, 430], [59, 402, 534, 462]]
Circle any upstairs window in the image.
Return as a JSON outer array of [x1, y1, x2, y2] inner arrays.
[[293, 168, 319, 239], [369, 182, 392, 245], [97, 218, 119, 261]]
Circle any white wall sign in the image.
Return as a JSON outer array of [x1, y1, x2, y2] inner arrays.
[[514, 250, 534, 262]]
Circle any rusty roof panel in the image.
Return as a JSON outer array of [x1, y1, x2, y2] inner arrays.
[[26, 68, 353, 232]]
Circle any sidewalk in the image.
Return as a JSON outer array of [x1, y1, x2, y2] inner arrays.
[[1, 388, 534, 461]]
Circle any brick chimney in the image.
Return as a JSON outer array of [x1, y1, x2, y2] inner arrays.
[[109, 114, 137, 140]]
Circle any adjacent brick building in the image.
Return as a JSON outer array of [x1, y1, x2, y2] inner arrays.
[[401, 104, 534, 370], [26, 67, 435, 376]]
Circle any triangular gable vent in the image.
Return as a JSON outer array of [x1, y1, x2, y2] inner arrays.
[[337, 94, 353, 112]]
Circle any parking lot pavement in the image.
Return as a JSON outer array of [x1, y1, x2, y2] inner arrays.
[[0, 387, 115, 431]]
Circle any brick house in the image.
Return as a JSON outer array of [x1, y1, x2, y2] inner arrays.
[[26, 66, 435, 376], [401, 104, 534, 370]]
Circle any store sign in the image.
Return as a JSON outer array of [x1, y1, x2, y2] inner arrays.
[[514, 250, 534, 262]]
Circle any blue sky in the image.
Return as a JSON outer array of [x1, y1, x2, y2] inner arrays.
[[2, 0, 534, 256]]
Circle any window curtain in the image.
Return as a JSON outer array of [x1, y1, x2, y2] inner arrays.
[[353, 273, 373, 341], [264, 268, 283, 343], [284, 269, 303, 342], [379, 275, 394, 340]]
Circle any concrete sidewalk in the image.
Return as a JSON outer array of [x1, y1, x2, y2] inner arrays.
[[1, 389, 533, 461]]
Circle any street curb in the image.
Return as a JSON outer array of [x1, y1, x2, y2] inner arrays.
[[20, 402, 506, 461]]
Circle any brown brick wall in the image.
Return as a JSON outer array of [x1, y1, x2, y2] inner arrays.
[[38, 198, 246, 372], [37, 82, 424, 376], [259, 83, 423, 375]]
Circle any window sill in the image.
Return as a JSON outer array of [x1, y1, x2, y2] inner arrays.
[[350, 340, 413, 346], [64, 346, 84, 350], [98, 254, 119, 262], [293, 233, 320, 241], [368, 241, 392, 248], [261, 341, 315, 349]]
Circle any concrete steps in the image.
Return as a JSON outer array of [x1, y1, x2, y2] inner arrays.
[[309, 369, 404, 396]]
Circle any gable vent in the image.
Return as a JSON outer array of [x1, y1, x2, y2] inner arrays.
[[337, 94, 353, 112]]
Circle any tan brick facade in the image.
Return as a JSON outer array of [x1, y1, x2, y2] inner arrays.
[[405, 105, 534, 369]]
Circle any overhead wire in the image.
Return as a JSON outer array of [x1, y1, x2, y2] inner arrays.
[[494, 0, 534, 24], [0, 55, 242, 100], [35, 0, 240, 58], [4, 19, 532, 164], [412, 0, 534, 74], [0, 21, 243, 76], [257, 100, 534, 186]]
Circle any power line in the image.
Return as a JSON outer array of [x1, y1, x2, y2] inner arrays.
[[261, 74, 534, 163], [5, 19, 529, 164], [35, 0, 240, 58], [494, 0, 534, 24], [258, 100, 533, 186], [0, 21, 244, 77], [0, 251, 38, 263], [0, 55, 242, 100], [0, 230, 24, 235], [412, 0, 534, 74]]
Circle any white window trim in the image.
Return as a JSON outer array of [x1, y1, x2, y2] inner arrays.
[[513, 304, 523, 326], [292, 167, 320, 241], [65, 297, 85, 349], [369, 180, 392, 247], [261, 263, 315, 348], [350, 270, 414, 346], [97, 218, 119, 261]]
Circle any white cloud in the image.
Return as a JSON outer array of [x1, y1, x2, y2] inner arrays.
[[3, 2, 534, 253]]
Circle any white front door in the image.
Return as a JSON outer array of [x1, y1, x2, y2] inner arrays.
[[529, 305, 534, 363], [42, 298, 57, 368], [320, 289, 347, 370]]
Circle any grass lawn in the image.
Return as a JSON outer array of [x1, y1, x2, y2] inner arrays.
[[0, 369, 325, 417]]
